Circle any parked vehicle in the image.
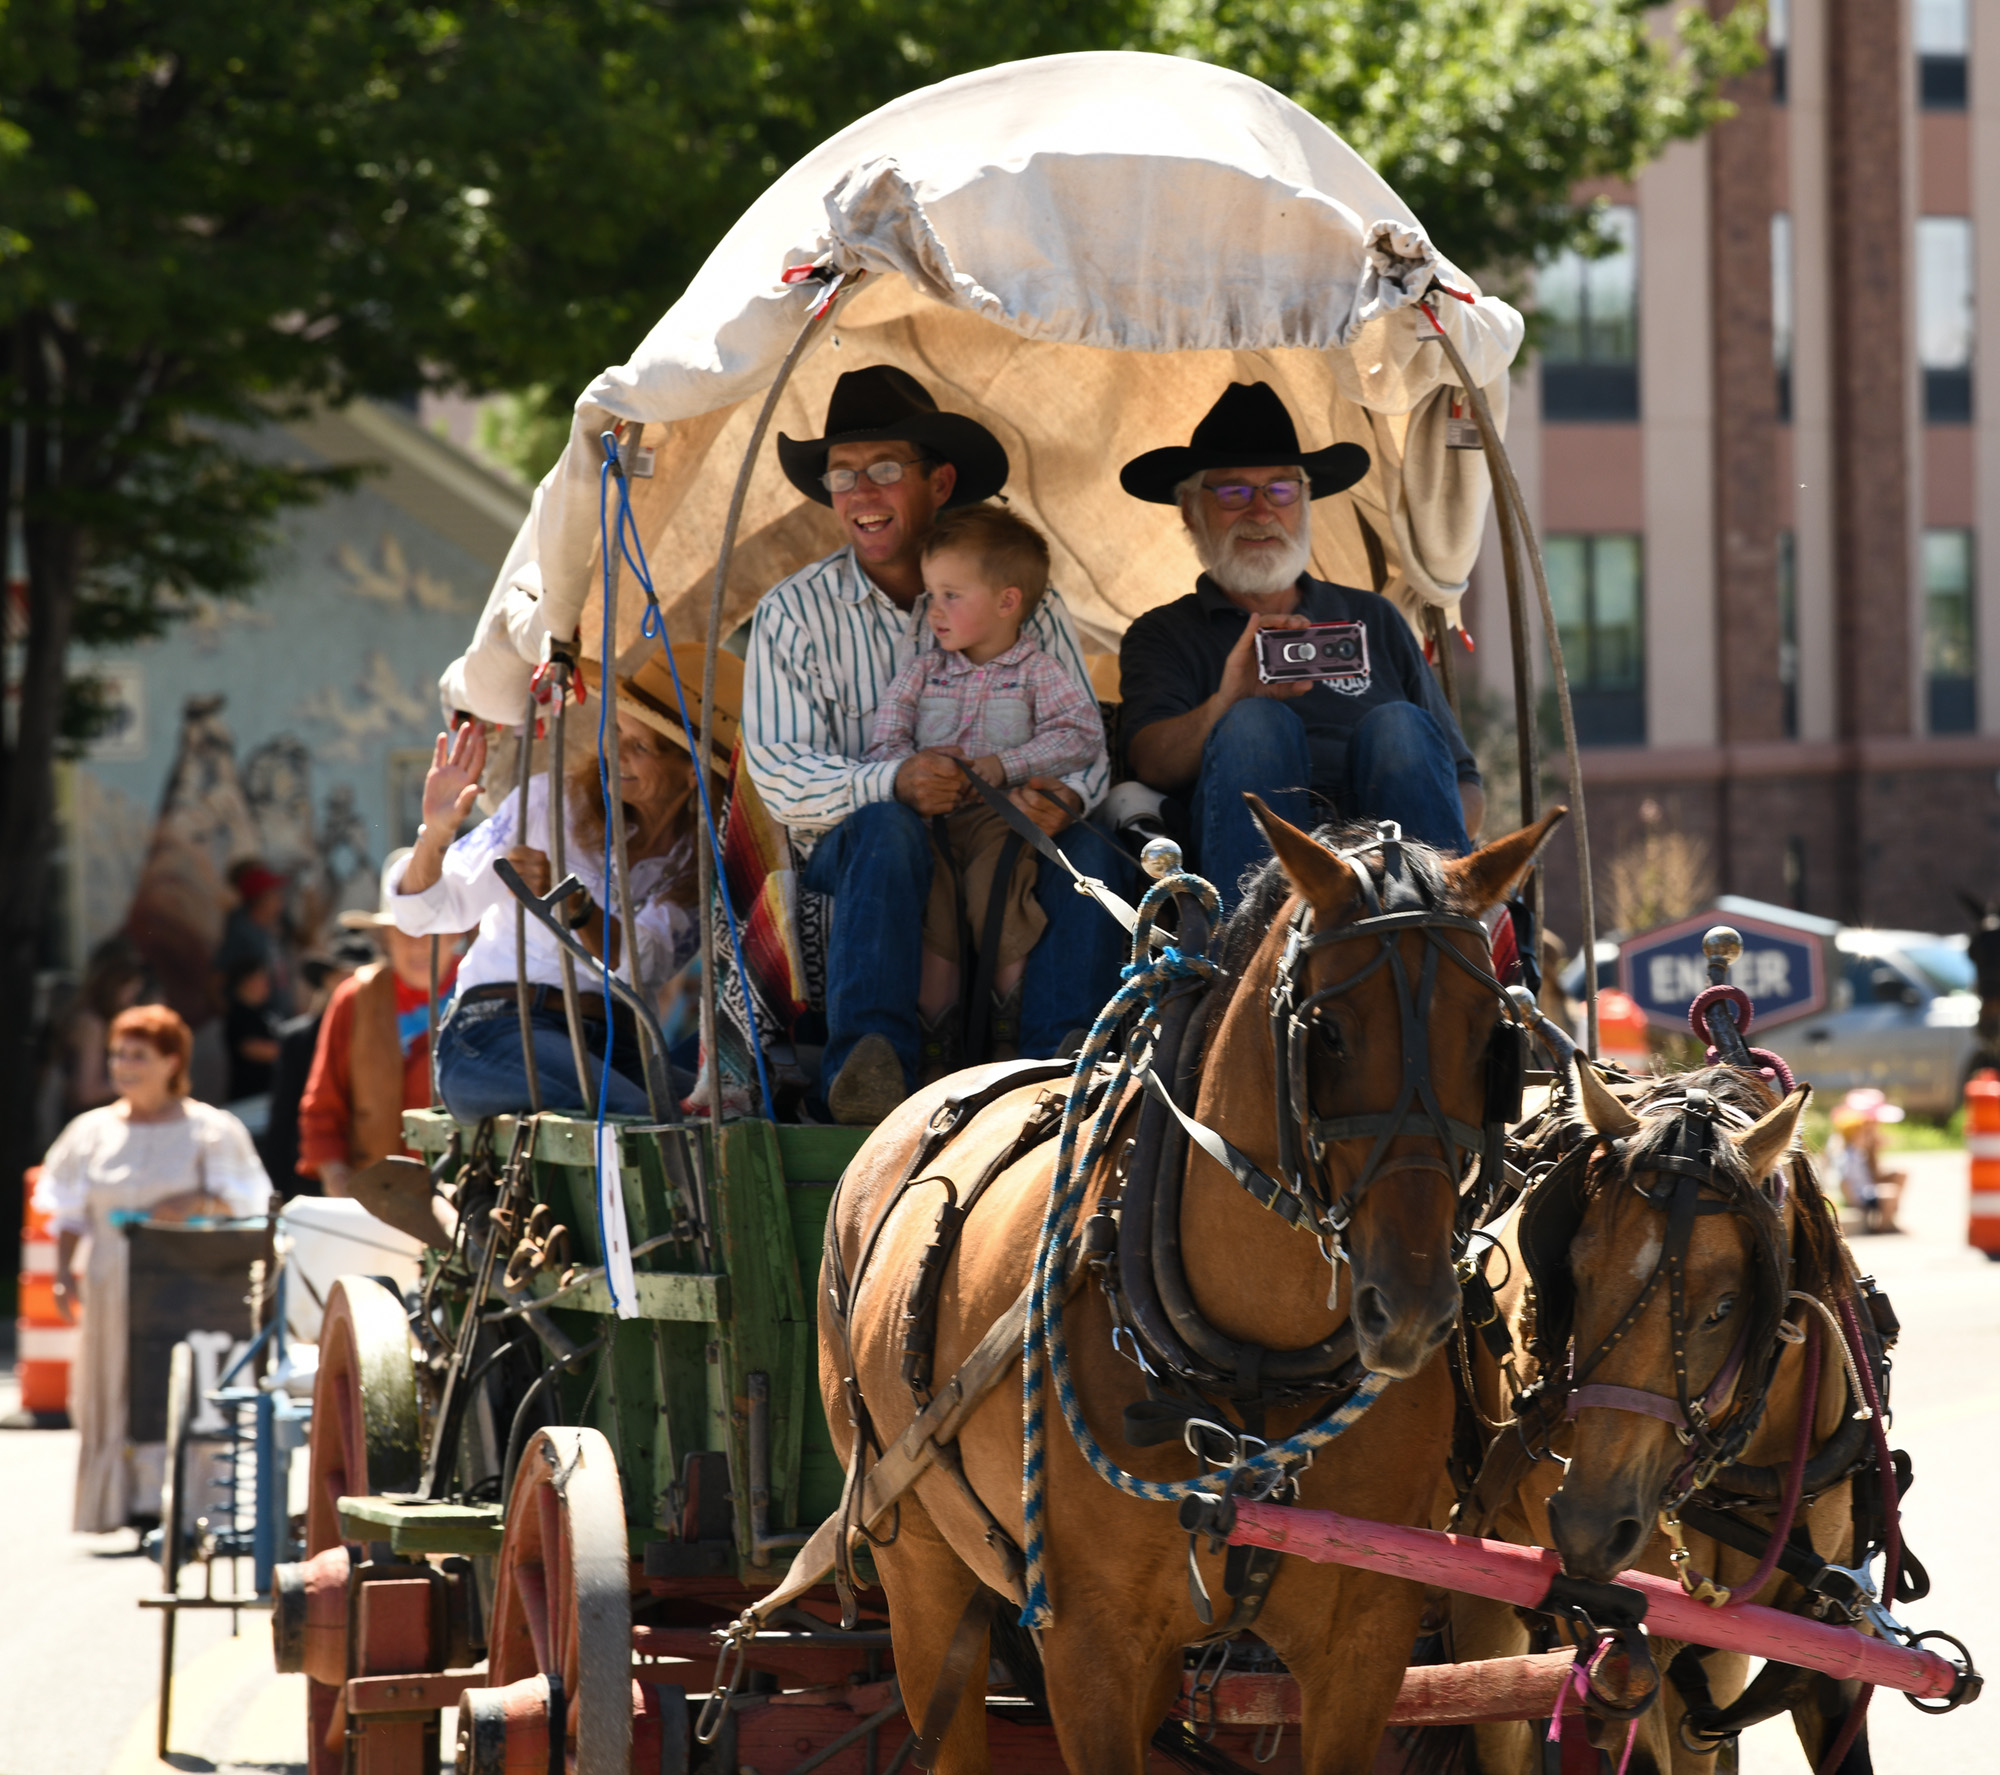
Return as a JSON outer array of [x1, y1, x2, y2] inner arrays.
[[1762, 928, 1978, 1118]]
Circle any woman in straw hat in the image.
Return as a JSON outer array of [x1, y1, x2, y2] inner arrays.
[[388, 644, 736, 1119]]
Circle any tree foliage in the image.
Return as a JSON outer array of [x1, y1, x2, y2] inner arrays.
[[0, 0, 1759, 1211], [1154, 0, 1764, 275]]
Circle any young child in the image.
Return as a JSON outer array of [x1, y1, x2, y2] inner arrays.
[[1830, 1087, 1908, 1233], [865, 504, 1107, 1070]]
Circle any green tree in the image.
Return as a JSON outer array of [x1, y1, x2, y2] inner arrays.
[[0, 0, 1756, 1228], [1156, 0, 1763, 275], [0, 0, 1144, 1224]]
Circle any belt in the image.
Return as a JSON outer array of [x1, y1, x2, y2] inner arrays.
[[456, 981, 628, 1025]]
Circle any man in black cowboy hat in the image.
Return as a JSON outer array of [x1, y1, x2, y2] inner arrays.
[[743, 366, 1117, 1123], [1117, 381, 1483, 908]]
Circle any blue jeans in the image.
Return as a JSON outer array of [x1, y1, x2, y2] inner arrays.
[[1192, 700, 1471, 910], [436, 1000, 653, 1121], [802, 799, 1126, 1098]]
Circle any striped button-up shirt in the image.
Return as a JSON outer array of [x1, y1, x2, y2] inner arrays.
[[744, 545, 1109, 847]]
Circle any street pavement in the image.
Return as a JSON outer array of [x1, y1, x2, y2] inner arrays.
[[1734, 1147, 2000, 1774], [1, 1148, 1995, 1774], [0, 1357, 306, 1775]]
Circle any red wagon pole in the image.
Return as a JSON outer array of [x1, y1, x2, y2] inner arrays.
[[1204, 1499, 1973, 1703]]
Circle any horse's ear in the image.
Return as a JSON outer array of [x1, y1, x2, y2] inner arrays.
[[1730, 1085, 1812, 1182], [1442, 807, 1569, 914], [1245, 794, 1355, 917], [1573, 1057, 1641, 1139], [1959, 889, 1993, 924]]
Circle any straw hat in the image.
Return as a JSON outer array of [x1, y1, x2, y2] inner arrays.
[[592, 643, 744, 765], [338, 847, 417, 930], [1831, 1086, 1905, 1134]]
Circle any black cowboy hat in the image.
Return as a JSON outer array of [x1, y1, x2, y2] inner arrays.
[[1119, 381, 1371, 505], [777, 365, 1009, 508]]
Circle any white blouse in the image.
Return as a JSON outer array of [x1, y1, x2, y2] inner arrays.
[[35, 1101, 271, 1238], [389, 772, 698, 1006]]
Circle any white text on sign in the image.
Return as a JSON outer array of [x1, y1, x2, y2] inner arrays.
[[1648, 950, 1793, 1005]]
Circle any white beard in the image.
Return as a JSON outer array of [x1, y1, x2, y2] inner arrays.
[[1187, 499, 1314, 599]]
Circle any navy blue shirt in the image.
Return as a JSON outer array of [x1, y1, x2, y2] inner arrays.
[[1119, 574, 1480, 805]]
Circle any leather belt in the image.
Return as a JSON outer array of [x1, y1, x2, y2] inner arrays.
[[456, 980, 625, 1024]]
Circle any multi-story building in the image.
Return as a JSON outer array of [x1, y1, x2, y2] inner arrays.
[[1470, 0, 1999, 939]]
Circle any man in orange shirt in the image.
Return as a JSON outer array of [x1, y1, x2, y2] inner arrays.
[[298, 851, 463, 1195]]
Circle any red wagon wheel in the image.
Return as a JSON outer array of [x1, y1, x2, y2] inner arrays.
[[460, 1427, 634, 1775], [298, 1276, 421, 1775], [306, 1275, 422, 1553]]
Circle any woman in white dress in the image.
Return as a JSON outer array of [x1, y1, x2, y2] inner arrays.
[[39, 1004, 270, 1532]]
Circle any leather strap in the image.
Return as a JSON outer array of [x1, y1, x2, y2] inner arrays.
[[912, 1588, 999, 1768], [734, 1262, 1060, 1631]]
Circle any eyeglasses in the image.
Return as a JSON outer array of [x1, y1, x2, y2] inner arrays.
[[820, 456, 932, 494], [1205, 478, 1304, 510]]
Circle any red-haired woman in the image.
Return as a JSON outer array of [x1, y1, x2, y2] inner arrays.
[[34, 1005, 270, 1533]]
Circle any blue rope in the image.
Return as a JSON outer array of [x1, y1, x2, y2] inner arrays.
[[597, 431, 779, 1124], [1018, 872, 1391, 1629]]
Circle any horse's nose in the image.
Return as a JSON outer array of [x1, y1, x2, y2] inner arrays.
[[1548, 1493, 1649, 1583], [1353, 1284, 1393, 1348]]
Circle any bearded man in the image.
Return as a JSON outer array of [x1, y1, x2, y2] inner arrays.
[[1117, 382, 1484, 908]]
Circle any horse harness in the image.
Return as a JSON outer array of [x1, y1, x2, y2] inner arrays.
[[1555, 1087, 1793, 1506], [1483, 1082, 1935, 1754], [1265, 831, 1525, 1261], [808, 832, 1533, 1666]]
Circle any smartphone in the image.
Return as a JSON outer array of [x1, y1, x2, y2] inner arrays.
[[1255, 620, 1370, 687]]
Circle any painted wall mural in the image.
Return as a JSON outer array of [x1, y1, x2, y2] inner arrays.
[[67, 410, 521, 1001]]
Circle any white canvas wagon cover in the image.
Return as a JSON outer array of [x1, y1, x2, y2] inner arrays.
[[444, 50, 1525, 721]]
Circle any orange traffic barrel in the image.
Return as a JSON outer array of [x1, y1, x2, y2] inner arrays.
[[1598, 988, 1652, 1074], [16, 1169, 79, 1421], [1966, 1071, 2000, 1258]]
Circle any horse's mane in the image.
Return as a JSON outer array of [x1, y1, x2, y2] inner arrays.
[[1600, 1065, 1845, 1303], [1200, 823, 1457, 1036]]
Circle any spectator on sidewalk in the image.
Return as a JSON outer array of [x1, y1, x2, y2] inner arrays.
[[1831, 1087, 1908, 1234], [37, 1005, 269, 1531], [261, 932, 373, 1193], [299, 852, 462, 1196]]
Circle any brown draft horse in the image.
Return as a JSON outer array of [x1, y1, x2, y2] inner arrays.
[[820, 802, 1563, 1774], [1449, 1063, 1881, 1774]]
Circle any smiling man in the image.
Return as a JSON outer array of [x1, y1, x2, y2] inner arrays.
[[743, 367, 1115, 1123], [1118, 382, 1484, 909]]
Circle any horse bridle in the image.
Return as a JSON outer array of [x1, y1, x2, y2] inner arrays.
[[1266, 825, 1525, 1259], [1564, 1087, 1792, 1504]]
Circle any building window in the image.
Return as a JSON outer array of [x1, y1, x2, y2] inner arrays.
[[1924, 527, 1976, 734], [1547, 534, 1646, 746], [1770, 0, 1789, 103], [1918, 216, 1975, 423], [1778, 529, 1799, 738], [1916, 0, 1968, 109], [1772, 212, 1794, 423], [1539, 206, 1639, 422]]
